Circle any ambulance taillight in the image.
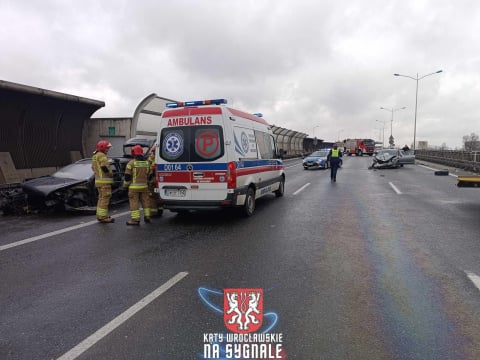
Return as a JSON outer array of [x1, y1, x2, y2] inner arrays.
[[227, 161, 237, 189]]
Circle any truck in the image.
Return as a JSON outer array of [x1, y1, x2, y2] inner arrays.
[[344, 138, 376, 156]]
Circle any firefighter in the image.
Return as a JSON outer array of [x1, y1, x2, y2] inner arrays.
[[327, 144, 342, 182], [92, 140, 115, 223], [147, 145, 163, 217], [124, 145, 151, 225]]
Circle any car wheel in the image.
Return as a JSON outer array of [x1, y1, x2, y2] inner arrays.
[[67, 191, 90, 208], [303, 166, 308, 170], [243, 187, 255, 217], [275, 177, 285, 197]]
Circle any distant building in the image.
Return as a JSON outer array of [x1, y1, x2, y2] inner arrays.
[[417, 141, 429, 150]]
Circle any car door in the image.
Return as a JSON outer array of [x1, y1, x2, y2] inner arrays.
[[399, 150, 415, 164]]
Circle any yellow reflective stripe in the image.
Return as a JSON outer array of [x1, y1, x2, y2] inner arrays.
[[97, 208, 108, 216], [129, 185, 148, 190], [95, 179, 113, 184], [134, 161, 149, 167], [131, 210, 141, 219]]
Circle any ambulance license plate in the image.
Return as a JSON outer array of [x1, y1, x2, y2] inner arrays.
[[165, 189, 186, 197]]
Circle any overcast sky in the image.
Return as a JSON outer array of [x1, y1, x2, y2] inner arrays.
[[2, 0, 479, 149]]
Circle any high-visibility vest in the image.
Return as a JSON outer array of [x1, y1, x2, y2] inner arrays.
[[92, 152, 113, 185], [331, 149, 340, 158], [124, 159, 150, 190]]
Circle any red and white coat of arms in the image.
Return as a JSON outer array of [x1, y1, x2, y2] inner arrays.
[[224, 288, 263, 333]]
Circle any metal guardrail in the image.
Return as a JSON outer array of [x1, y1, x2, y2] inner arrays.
[[415, 150, 480, 173]]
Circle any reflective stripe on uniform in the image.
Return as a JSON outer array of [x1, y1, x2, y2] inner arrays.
[[130, 209, 141, 220], [95, 179, 114, 185]]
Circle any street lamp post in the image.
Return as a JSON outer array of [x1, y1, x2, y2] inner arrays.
[[394, 70, 443, 152], [380, 106, 406, 148], [312, 125, 319, 137], [375, 120, 386, 148]]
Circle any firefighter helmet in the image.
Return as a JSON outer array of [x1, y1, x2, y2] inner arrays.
[[132, 145, 144, 156], [96, 140, 112, 152]]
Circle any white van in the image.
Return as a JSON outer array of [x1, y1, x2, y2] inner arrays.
[[155, 99, 285, 216]]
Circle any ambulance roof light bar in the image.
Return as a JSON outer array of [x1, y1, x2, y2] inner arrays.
[[165, 98, 228, 108]]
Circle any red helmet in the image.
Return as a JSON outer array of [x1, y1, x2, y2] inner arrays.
[[132, 145, 144, 156], [96, 140, 112, 152]]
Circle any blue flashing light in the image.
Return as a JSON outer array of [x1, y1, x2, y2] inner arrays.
[[253, 113, 263, 117], [165, 98, 227, 108]]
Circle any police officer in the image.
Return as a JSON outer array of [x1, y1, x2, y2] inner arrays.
[[327, 144, 342, 182], [124, 145, 151, 225], [92, 140, 115, 223], [147, 145, 163, 217]]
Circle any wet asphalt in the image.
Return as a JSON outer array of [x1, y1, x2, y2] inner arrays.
[[1, 156, 480, 359]]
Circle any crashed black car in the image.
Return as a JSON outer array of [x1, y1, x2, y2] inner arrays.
[[21, 158, 129, 212]]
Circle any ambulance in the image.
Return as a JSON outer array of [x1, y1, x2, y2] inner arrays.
[[155, 99, 285, 216]]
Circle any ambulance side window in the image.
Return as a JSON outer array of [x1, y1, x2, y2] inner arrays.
[[254, 130, 275, 159]]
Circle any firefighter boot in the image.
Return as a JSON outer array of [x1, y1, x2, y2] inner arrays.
[[144, 216, 151, 223], [98, 216, 115, 223], [126, 219, 140, 226]]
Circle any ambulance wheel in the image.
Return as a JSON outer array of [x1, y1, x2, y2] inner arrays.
[[275, 178, 285, 197], [243, 187, 255, 217]]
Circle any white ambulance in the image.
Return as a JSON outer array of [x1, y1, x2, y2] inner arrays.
[[155, 99, 285, 216]]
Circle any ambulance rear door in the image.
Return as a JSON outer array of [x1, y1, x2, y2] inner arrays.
[[157, 105, 229, 203]]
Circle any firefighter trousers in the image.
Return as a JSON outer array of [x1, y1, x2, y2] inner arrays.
[[96, 184, 112, 219], [128, 188, 151, 221]]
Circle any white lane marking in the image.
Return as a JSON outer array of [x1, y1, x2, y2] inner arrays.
[[0, 211, 130, 252], [466, 271, 480, 292], [293, 183, 310, 195], [389, 182, 402, 195], [57, 271, 189, 360]]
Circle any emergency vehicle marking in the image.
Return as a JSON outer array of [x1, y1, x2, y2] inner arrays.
[[167, 116, 212, 126], [195, 130, 221, 158], [157, 160, 283, 183], [163, 132, 184, 158], [162, 107, 223, 118], [241, 132, 249, 153], [234, 130, 257, 157]]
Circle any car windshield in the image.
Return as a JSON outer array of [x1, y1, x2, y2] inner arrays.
[[311, 150, 329, 157], [52, 162, 93, 180], [378, 150, 397, 156]]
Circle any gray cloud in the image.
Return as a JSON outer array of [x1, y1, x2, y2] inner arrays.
[[1, 0, 479, 148]]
